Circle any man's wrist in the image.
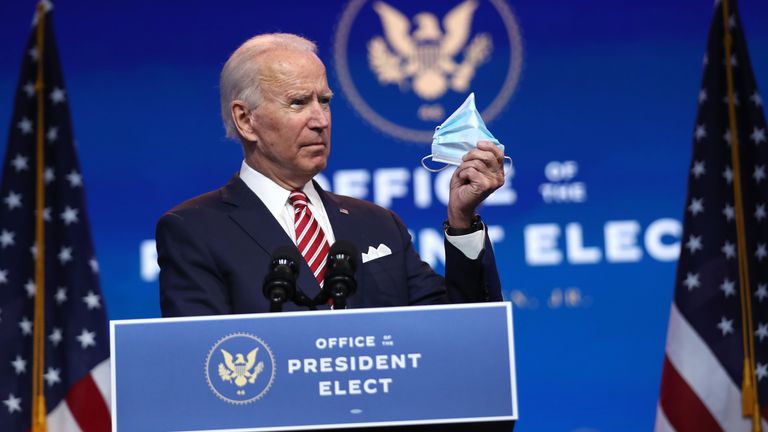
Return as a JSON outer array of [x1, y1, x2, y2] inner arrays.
[[443, 214, 483, 236]]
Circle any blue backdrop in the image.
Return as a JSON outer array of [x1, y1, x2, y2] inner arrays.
[[1, 1, 767, 431]]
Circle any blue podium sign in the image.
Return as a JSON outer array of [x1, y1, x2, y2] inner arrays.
[[110, 303, 517, 431]]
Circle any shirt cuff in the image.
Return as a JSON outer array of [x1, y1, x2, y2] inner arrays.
[[445, 225, 485, 260]]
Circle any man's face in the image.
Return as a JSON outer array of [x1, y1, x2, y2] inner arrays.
[[243, 49, 332, 189]]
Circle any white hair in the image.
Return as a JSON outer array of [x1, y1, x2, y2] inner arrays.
[[220, 33, 318, 139]]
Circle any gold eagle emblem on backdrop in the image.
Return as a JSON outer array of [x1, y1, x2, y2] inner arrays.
[[368, 0, 492, 100], [217, 348, 264, 394]]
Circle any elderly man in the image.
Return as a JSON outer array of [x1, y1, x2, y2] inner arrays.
[[157, 33, 505, 317]]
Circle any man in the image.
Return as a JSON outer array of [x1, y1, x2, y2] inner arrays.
[[157, 33, 505, 317]]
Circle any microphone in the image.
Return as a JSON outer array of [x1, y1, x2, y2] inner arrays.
[[263, 246, 300, 312], [318, 240, 359, 309]]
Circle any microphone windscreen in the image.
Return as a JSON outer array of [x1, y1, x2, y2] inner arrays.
[[328, 240, 359, 271], [272, 246, 301, 273]]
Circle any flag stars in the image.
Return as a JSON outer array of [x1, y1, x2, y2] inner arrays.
[[49, 327, 63, 346], [66, 170, 82, 188], [723, 129, 732, 146], [57, 246, 73, 265], [43, 367, 61, 386], [756, 323, 768, 342], [721, 241, 736, 259], [686, 235, 703, 254], [11, 355, 27, 375], [19, 317, 32, 336], [49, 87, 66, 104], [683, 272, 701, 290], [89, 258, 99, 274], [694, 124, 707, 141], [723, 203, 735, 221], [3, 393, 21, 414], [11, 154, 29, 172], [717, 317, 734, 336], [720, 278, 736, 297], [729, 53, 738, 67], [24, 279, 36, 298], [751, 91, 763, 107], [723, 166, 733, 184], [17, 117, 33, 135], [756, 203, 767, 221], [688, 197, 704, 215], [757, 363, 768, 382], [751, 127, 766, 145], [44, 167, 55, 184], [76, 328, 96, 349], [30, 244, 37, 259], [756, 243, 767, 261], [754, 165, 766, 183], [703, 53, 709, 66], [0, 269, 7, 284], [4, 191, 22, 210], [728, 14, 736, 28], [698, 89, 707, 104], [691, 160, 706, 178], [23, 81, 35, 97], [82, 291, 101, 310], [54, 287, 67, 305], [46, 126, 59, 143], [38, 207, 51, 223], [0, 229, 16, 248], [756, 284, 767, 302], [60, 206, 79, 225], [28, 47, 39, 61]]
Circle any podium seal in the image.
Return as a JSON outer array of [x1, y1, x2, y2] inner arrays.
[[204, 333, 276, 404]]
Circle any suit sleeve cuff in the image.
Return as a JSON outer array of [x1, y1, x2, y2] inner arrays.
[[445, 224, 485, 260]]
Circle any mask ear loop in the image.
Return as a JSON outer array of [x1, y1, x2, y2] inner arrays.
[[421, 154, 450, 173], [502, 155, 513, 177]]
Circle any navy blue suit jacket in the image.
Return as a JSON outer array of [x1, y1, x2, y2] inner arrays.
[[157, 176, 502, 317]]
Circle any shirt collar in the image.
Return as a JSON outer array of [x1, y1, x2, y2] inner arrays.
[[239, 161, 322, 218]]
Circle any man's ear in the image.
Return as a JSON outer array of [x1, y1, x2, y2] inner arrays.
[[231, 100, 259, 142]]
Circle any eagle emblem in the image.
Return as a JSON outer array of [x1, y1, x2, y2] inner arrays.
[[217, 348, 264, 395], [368, 0, 492, 101]]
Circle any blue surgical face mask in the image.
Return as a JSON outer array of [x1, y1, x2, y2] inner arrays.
[[421, 93, 510, 172]]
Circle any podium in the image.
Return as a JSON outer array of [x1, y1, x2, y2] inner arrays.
[[110, 302, 517, 431]]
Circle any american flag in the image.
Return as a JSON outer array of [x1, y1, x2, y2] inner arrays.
[[0, 2, 111, 431], [655, 1, 768, 431]]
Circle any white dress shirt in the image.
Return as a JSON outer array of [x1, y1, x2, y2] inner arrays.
[[239, 161, 484, 259], [239, 161, 336, 245]]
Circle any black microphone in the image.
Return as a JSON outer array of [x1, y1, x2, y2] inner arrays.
[[317, 240, 359, 309], [263, 246, 300, 312]]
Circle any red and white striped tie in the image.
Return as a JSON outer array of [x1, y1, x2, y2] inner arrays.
[[289, 190, 330, 287]]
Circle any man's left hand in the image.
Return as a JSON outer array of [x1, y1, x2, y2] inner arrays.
[[447, 141, 506, 229]]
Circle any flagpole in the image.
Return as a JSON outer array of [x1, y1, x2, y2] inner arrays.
[[720, 0, 762, 430], [31, 1, 48, 431]]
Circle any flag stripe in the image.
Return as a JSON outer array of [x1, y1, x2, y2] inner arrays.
[[47, 399, 80, 432], [65, 373, 111, 432], [659, 356, 722, 432], [665, 304, 750, 431], [91, 359, 111, 410], [655, 404, 677, 432]]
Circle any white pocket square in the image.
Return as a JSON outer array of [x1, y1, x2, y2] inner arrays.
[[361, 243, 392, 264]]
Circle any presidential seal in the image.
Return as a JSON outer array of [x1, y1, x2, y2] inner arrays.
[[205, 333, 276, 404], [334, 0, 523, 142]]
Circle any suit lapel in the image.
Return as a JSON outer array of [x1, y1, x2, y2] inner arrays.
[[316, 182, 356, 245], [222, 176, 322, 299], [316, 182, 366, 308]]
